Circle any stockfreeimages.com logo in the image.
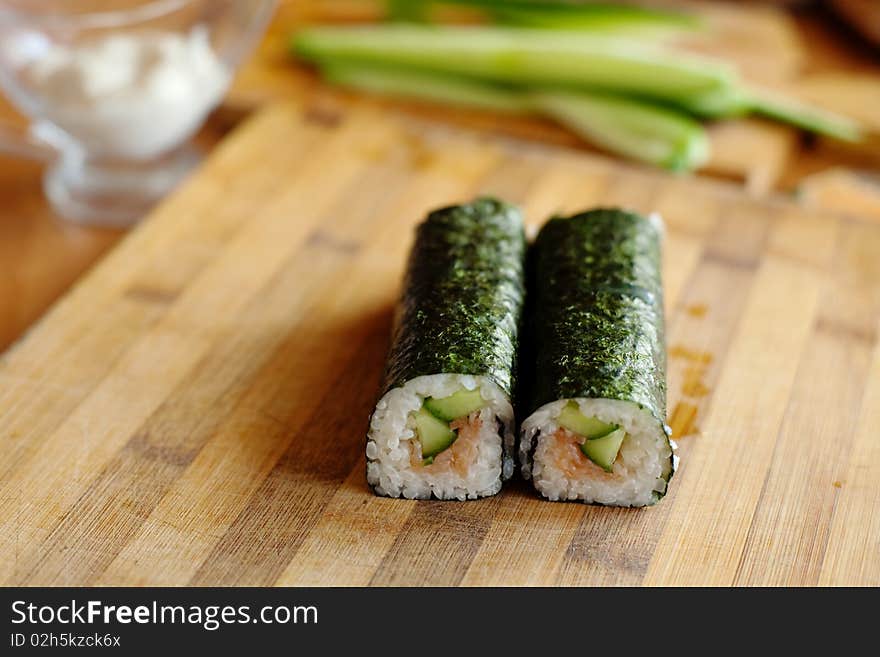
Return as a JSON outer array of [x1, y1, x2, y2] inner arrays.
[[11, 600, 318, 632]]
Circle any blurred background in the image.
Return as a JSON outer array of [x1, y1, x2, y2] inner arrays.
[[1, 0, 879, 353]]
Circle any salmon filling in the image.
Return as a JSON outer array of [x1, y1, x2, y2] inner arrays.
[[545, 428, 618, 480], [409, 412, 483, 478]]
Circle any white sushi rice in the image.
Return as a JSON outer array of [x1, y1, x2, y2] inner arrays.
[[367, 374, 515, 500], [520, 398, 674, 507]]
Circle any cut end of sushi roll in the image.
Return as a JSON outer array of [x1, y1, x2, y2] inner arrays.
[[520, 398, 674, 507], [367, 374, 515, 500]]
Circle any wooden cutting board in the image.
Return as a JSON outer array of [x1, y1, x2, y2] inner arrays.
[[2, 97, 879, 586]]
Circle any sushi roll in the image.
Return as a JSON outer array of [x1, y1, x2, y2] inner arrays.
[[519, 209, 675, 507], [367, 199, 526, 500]]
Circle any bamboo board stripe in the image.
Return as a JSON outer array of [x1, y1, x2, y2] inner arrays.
[[2, 98, 879, 586]]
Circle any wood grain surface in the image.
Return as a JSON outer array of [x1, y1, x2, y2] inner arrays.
[[3, 0, 880, 358], [1, 98, 878, 586]]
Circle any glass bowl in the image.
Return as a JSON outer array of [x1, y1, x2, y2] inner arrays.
[[0, 0, 276, 226]]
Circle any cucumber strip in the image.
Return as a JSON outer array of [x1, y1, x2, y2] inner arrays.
[[490, 7, 687, 33], [293, 25, 737, 104], [318, 62, 708, 171], [297, 25, 861, 142], [386, 0, 699, 34], [680, 85, 752, 119], [320, 62, 531, 114], [746, 86, 863, 143], [487, 3, 699, 33], [531, 90, 710, 171], [386, 0, 430, 22]]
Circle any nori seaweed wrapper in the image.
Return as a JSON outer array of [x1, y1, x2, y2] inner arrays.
[[381, 198, 527, 397], [528, 208, 667, 431]]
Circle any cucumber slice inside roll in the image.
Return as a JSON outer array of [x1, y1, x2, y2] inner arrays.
[[414, 407, 458, 457], [424, 388, 485, 421], [558, 400, 618, 438], [580, 428, 626, 472]]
